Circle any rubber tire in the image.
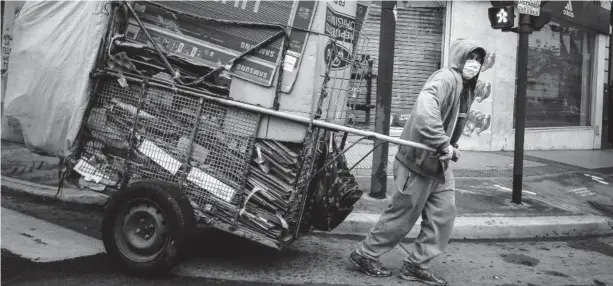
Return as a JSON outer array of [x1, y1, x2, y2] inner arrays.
[[102, 180, 196, 277]]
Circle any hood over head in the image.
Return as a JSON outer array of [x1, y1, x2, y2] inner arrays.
[[448, 38, 487, 90]]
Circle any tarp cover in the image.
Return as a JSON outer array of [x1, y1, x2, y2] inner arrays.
[[2, 1, 109, 157]]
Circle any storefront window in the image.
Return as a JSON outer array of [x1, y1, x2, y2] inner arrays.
[[522, 20, 595, 128]]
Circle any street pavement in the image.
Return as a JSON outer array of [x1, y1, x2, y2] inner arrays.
[[3, 140, 613, 241], [2, 191, 613, 286], [343, 140, 613, 231], [3, 140, 613, 285]]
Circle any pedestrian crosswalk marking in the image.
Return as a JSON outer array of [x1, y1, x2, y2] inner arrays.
[[492, 184, 537, 196], [1, 208, 105, 262]]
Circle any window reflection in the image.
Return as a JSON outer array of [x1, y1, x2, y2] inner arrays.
[[522, 20, 594, 128]]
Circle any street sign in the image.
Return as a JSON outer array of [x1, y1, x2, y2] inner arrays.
[[518, 0, 541, 16]]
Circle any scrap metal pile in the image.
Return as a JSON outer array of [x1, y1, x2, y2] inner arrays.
[[73, 1, 366, 248]]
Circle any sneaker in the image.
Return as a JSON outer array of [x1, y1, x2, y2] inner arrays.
[[348, 250, 392, 277], [399, 262, 447, 286]]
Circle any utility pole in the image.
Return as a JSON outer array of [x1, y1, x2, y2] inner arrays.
[[489, 1, 550, 204], [512, 13, 532, 204], [370, 1, 396, 199], [607, 1, 613, 149], [609, 3, 613, 118]]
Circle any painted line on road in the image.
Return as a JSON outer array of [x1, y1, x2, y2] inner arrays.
[[584, 173, 609, 185], [593, 179, 609, 185], [585, 173, 603, 180], [493, 184, 537, 196], [1, 207, 105, 262], [455, 188, 479, 194], [564, 187, 596, 197]]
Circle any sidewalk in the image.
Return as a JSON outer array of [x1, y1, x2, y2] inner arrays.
[[344, 141, 591, 177], [338, 140, 613, 238], [2, 140, 613, 239]]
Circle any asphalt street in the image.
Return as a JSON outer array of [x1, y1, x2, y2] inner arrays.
[[2, 190, 613, 286]]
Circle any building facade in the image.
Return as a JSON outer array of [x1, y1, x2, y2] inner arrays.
[[357, 1, 611, 151]]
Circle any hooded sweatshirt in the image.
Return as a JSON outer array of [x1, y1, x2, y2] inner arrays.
[[395, 39, 486, 183]]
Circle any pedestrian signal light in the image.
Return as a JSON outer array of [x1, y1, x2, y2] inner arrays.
[[488, 6, 515, 29]]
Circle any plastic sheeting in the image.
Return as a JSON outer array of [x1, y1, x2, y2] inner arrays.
[[2, 1, 109, 157]]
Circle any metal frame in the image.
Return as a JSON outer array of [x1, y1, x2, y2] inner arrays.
[[75, 1, 435, 251], [100, 69, 434, 152]]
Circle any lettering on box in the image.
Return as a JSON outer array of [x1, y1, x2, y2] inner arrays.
[[130, 22, 276, 86], [235, 63, 269, 80], [240, 41, 276, 58], [130, 1, 290, 87]]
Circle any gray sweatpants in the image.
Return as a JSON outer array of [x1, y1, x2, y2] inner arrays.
[[356, 159, 456, 269]]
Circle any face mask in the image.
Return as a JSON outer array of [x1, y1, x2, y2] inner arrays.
[[462, 59, 481, 80]]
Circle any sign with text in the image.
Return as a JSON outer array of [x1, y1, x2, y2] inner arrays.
[[127, 22, 277, 85], [127, 1, 316, 87], [518, 0, 541, 16], [280, 0, 317, 92], [325, 5, 356, 44], [321, 2, 357, 122], [541, 1, 609, 34]]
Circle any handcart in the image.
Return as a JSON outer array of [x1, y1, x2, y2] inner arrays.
[[70, 1, 435, 276]]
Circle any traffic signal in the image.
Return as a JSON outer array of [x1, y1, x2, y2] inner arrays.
[[488, 6, 515, 29]]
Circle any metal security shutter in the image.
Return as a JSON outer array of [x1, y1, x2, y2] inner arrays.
[[355, 4, 445, 128], [353, 6, 380, 126]]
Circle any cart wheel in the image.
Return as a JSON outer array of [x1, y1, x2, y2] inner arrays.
[[102, 180, 196, 277]]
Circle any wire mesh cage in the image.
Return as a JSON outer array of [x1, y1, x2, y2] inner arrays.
[[74, 0, 372, 249]]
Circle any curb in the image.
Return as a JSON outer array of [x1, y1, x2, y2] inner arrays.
[[1, 207, 105, 262], [3, 177, 612, 240], [354, 176, 395, 191], [316, 212, 613, 240], [1, 177, 109, 206]]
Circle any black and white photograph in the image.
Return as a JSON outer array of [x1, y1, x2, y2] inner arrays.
[[1, 1, 612, 285]]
